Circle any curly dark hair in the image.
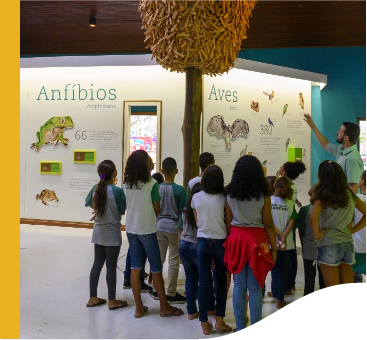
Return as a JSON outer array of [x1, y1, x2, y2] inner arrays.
[[184, 183, 202, 229], [274, 176, 293, 200], [282, 161, 306, 180], [201, 165, 224, 194], [226, 155, 270, 201], [310, 160, 354, 209], [266, 176, 277, 195], [123, 150, 151, 188], [93, 160, 116, 218]]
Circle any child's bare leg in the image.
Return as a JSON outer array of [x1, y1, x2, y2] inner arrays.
[[152, 272, 183, 315], [215, 316, 232, 332], [131, 269, 146, 317]]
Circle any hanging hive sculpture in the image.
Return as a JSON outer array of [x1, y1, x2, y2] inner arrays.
[[138, 0, 257, 76]]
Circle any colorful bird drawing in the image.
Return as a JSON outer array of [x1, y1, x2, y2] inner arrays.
[[268, 118, 274, 126], [285, 138, 290, 151], [263, 90, 274, 102], [261, 160, 267, 167], [282, 104, 288, 118]]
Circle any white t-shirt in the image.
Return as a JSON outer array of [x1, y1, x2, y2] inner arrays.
[[353, 193, 366, 254], [191, 191, 227, 239], [188, 176, 201, 191], [271, 196, 296, 250], [123, 179, 160, 235]]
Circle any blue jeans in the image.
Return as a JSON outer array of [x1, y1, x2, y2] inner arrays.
[[179, 240, 215, 315], [197, 238, 227, 322], [126, 232, 162, 273], [124, 247, 145, 281], [233, 263, 263, 330], [271, 250, 291, 301]]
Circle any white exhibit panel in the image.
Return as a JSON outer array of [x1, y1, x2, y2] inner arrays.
[[20, 56, 324, 223], [203, 69, 312, 205], [21, 66, 185, 223]]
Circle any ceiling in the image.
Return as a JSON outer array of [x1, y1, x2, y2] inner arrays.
[[20, 1, 366, 56]]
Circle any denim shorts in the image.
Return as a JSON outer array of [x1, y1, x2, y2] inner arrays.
[[126, 232, 162, 273], [317, 241, 355, 266]]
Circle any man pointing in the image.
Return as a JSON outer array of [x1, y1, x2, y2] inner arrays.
[[304, 113, 363, 193]]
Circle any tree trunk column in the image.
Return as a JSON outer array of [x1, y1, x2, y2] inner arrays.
[[182, 67, 203, 188]]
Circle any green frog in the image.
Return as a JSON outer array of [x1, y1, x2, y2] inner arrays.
[[31, 116, 74, 151]]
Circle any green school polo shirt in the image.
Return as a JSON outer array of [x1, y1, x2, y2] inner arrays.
[[327, 143, 364, 184]]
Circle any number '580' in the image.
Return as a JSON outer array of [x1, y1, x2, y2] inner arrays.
[[260, 125, 272, 135]]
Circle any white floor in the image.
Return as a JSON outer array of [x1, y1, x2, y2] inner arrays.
[[20, 224, 327, 339]]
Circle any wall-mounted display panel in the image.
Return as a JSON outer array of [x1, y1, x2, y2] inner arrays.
[[73, 150, 96, 163], [20, 58, 324, 223], [202, 69, 312, 205], [40, 161, 62, 174]]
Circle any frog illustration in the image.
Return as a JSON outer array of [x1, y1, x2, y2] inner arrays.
[[31, 116, 74, 151], [36, 189, 59, 206]]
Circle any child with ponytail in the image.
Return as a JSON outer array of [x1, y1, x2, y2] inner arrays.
[[277, 160, 306, 292], [85, 160, 128, 310], [269, 176, 298, 309]]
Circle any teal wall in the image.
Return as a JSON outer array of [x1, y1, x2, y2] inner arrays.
[[238, 47, 366, 185]]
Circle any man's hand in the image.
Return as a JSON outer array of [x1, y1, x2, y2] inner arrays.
[[303, 113, 315, 128]]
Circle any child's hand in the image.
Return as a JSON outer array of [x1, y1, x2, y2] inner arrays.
[[154, 207, 161, 216], [90, 211, 96, 221]]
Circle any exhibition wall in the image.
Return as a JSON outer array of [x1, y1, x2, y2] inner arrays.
[[238, 46, 366, 185], [20, 56, 325, 224]]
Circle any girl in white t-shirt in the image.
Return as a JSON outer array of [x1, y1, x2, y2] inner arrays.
[[191, 165, 232, 335], [122, 150, 183, 318], [269, 176, 298, 309]]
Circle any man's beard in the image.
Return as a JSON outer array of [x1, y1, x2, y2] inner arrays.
[[336, 136, 343, 144]]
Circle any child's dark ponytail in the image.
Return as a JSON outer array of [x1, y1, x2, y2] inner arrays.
[[185, 183, 202, 229], [283, 161, 306, 180], [93, 160, 116, 217], [274, 176, 293, 200]]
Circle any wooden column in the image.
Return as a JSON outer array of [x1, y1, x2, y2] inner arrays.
[[181, 66, 203, 188]]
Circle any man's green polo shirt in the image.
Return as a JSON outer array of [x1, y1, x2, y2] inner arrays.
[[327, 143, 364, 184]]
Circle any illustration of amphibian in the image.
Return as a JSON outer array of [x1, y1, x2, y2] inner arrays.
[[31, 116, 74, 151], [251, 101, 260, 112], [36, 189, 59, 206], [299, 93, 304, 110], [282, 104, 288, 118]]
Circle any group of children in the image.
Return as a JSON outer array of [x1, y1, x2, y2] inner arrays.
[[85, 149, 366, 334]]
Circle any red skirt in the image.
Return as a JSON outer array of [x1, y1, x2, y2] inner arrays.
[[223, 226, 274, 288]]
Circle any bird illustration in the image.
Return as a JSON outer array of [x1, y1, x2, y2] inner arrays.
[[240, 145, 248, 158], [268, 118, 274, 126], [299, 93, 304, 110], [282, 104, 288, 118], [207, 115, 250, 149], [285, 138, 290, 152], [302, 148, 306, 157], [261, 160, 267, 167], [251, 101, 260, 112], [263, 90, 274, 102]]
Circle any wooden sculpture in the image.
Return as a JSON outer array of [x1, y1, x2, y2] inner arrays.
[[139, 0, 257, 186]]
